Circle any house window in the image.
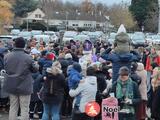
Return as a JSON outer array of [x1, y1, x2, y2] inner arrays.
[[39, 14, 41, 18], [35, 14, 41, 18], [73, 24, 78, 27], [84, 24, 87, 27], [88, 24, 91, 27], [35, 14, 38, 18]]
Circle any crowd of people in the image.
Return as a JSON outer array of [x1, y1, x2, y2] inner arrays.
[[0, 26, 160, 120]]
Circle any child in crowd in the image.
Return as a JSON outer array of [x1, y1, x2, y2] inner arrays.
[[67, 63, 83, 113], [29, 71, 43, 119]]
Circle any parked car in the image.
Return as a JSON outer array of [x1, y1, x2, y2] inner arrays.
[[44, 31, 59, 42], [31, 30, 42, 36], [73, 35, 90, 42], [11, 29, 20, 36], [131, 34, 147, 48], [151, 35, 160, 45], [18, 31, 32, 40], [33, 35, 55, 44], [0, 35, 18, 49], [108, 32, 117, 45], [62, 31, 77, 42]]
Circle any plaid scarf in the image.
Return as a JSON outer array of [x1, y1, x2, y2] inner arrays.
[[116, 78, 135, 114]]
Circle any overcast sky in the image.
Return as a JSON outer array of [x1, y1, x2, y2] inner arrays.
[[63, 0, 131, 6]]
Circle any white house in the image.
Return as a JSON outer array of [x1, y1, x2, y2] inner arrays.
[[24, 8, 110, 31], [23, 8, 45, 22]]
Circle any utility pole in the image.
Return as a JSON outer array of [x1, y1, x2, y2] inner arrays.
[[158, 0, 160, 33]]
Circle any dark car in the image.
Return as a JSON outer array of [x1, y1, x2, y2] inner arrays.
[[131, 34, 148, 48]]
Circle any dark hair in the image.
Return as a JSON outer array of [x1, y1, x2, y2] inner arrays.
[[87, 66, 95, 76], [14, 37, 26, 48], [131, 62, 138, 72], [119, 66, 130, 76], [73, 63, 82, 73]]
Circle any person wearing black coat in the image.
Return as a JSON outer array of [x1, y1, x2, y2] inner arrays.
[[130, 62, 142, 85], [94, 69, 107, 120], [29, 72, 43, 119], [41, 61, 65, 120]]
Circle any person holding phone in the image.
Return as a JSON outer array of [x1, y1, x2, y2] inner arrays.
[[111, 66, 141, 120]]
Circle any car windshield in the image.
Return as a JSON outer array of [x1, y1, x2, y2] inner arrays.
[[152, 35, 160, 39], [109, 33, 116, 39], [19, 32, 31, 37], [132, 35, 144, 41], [64, 32, 77, 38]]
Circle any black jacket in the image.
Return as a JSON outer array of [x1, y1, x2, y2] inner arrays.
[[94, 71, 107, 102], [130, 71, 142, 85], [41, 72, 65, 104]]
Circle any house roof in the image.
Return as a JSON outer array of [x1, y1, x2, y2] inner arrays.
[[44, 11, 108, 22]]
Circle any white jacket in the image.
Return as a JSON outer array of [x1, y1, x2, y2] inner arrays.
[[69, 76, 97, 113]]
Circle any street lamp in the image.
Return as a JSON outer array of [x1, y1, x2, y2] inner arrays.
[[158, 0, 160, 33], [65, 11, 68, 31]]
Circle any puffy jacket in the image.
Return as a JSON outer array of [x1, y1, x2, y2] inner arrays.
[[67, 67, 82, 89], [69, 76, 97, 113], [136, 63, 147, 100], [41, 72, 65, 104], [101, 50, 141, 83]]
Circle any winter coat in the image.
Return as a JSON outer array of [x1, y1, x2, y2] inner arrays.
[[111, 79, 141, 113], [66, 58, 74, 66], [41, 72, 65, 104], [136, 63, 147, 101], [38, 58, 52, 75], [67, 67, 82, 89], [94, 71, 107, 102], [114, 32, 131, 54], [101, 50, 141, 83], [142, 52, 149, 68], [4, 48, 38, 95], [58, 58, 69, 77], [130, 71, 142, 85], [69, 76, 97, 113], [145, 55, 160, 71], [30, 72, 43, 102]]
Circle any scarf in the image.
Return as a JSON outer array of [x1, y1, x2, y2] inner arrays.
[[116, 78, 135, 114], [150, 52, 158, 65]]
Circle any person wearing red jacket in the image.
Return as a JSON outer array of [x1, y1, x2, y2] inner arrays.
[[145, 47, 160, 108]]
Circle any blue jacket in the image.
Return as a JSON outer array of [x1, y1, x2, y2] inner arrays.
[[38, 58, 52, 75], [101, 51, 140, 83], [67, 67, 82, 89]]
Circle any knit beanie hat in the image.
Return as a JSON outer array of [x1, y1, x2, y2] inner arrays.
[[46, 52, 55, 60], [119, 66, 130, 76]]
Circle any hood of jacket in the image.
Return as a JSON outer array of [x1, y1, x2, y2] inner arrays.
[[85, 76, 97, 85], [115, 32, 130, 43], [137, 62, 144, 71], [67, 67, 80, 76]]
